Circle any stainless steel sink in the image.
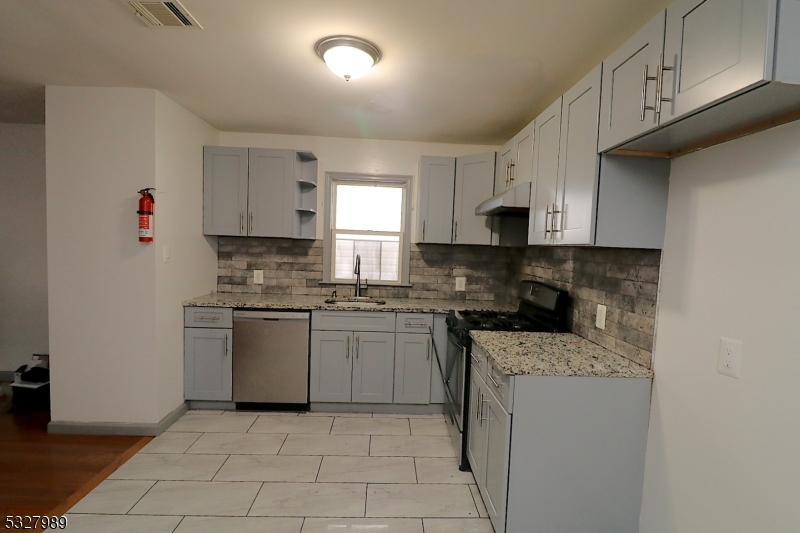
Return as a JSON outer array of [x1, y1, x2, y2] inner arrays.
[[324, 297, 387, 306]]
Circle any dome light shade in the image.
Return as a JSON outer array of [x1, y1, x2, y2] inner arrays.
[[315, 36, 381, 81]]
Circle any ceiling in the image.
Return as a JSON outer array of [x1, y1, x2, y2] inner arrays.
[[0, 0, 670, 144]]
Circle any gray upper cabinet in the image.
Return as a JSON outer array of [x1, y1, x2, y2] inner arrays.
[[556, 65, 602, 245], [495, 122, 534, 195], [494, 138, 514, 195], [598, 11, 666, 152], [310, 330, 353, 403], [394, 333, 432, 404], [530, 67, 670, 249], [528, 98, 562, 246], [203, 147, 248, 236], [248, 148, 294, 238], [660, 0, 776, 125], [416, 156, 455, 244], [352, 332, 395, 404], [184, 327, 232, 401], [204, 147, 317, 239], [453, 152, 495, 245]]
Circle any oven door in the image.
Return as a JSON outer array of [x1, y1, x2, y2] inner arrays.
[[445, 330, 467, 432]]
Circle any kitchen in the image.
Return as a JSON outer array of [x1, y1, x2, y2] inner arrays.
[[1, 0, 799, 532]]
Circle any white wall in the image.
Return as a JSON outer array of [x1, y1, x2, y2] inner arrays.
[[219, 132, 499, 236], [46, 87, 159, 424], [0, 124, 48, 373], [154, 92, 218, 420], [640, 121, 800, 531]]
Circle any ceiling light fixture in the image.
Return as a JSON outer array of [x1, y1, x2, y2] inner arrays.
[[315, 36, 381, 81]]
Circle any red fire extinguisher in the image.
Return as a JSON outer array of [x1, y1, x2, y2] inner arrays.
[[137, 188, 155, 243]]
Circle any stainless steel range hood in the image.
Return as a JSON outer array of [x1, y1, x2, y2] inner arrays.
[[475, 182, 531, 216]]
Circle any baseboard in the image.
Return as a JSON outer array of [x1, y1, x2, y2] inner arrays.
[[0, 371, 15, 381], [48, 402, 188, 436], [309, 403, 445, 415], [186, 400, 236, 411]]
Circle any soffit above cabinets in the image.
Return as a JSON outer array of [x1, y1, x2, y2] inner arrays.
[[0, 0, 669, 143]]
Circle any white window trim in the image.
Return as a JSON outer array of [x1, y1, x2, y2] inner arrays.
[[322, 172, 413, 286]]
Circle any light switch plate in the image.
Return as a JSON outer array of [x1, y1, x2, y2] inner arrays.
[[162, 245, 171, 263], [718, 337, 743, 379], [595, 304, 607, 330], [253, 270, 264, 285], [455, 277, 466, 291]]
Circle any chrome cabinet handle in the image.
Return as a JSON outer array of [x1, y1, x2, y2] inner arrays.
[[480, 391, 488, 424], [224, 334, 228, 357], [426, 339, 431, 361], [544, 204, 552, 238], [454, 221, 458, 242], [487, 372, 501, 388], [471, 352, 481, 364], [248, 212, 253, 234], [355, 336, 359, 360], [195, 316, 220, 322], [640, 63, 658, 121], [552, 204, 563, 240], [422, 220, 426, 241], [406, 322, 428, 328], [240, 212, 245, 234], [509, 161, 515, 185], [655, 53, 674, 116], [476, 390, 481, 421], [346, 336, 350, 360]]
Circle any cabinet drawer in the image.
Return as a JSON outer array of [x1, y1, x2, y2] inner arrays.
[[312, 311, 395, 332], [486, 358, 514, 413], [395, 313, 433, 334], [184, 307, 232, 328], [471, 343, 489, 378]]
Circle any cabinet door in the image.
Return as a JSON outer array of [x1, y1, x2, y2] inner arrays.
[[248, 148, 294, 237], [393, 333, 432, 404], [660, 0, 774, 125], [352, 332, 395, 404], [310, 330, 352, 402], [494, 139, 514, 194], [417, 156, 456, 244], [528, 98, 562, 245], [555, 65, 602, 246], [482, 389, 512, 533], [466, 372, 486, 484], [203, 147, 248, 236], [184, 328, 232, 401], [598, 11, 666, 152], [453, 152, 494, 245], [512, 121, 535, 186], [429, 314, 448, 404]]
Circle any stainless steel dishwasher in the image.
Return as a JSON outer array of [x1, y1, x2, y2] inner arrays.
[[232, 310, 310, 407]]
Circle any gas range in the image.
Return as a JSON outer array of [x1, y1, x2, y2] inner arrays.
[[443, 280, 570, 471]]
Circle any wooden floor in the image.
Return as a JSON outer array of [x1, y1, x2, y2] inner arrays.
[[0, 384, 149, 518]]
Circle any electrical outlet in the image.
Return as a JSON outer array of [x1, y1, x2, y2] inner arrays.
[[455, 277, 467, 291], [595, 304, 607, 330], [253, 270, 264, 285], [162, 245, 171, 263], [718, 337, 743, 379]]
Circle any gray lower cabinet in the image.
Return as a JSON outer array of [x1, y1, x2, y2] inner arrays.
[[310, 330, 353, 403], [468, 365, 652, 533], [393, 333, 432, 404], [184, 327, 232, 401], [352, 332, 395, 404], [310, 329, 395, 404]]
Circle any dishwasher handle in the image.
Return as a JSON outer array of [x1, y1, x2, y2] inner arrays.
[[233, 310, 310, 321]]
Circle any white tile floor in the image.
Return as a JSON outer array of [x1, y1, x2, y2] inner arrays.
[[66, 411, 494, 532]]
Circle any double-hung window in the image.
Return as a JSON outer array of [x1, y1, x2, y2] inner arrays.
[[324, 174, 411, 285]]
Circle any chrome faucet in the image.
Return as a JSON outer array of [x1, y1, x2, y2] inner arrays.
[[354, 254, 362, 297]]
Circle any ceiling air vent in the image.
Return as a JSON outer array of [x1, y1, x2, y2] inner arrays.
[[126, 1, 202, 28]]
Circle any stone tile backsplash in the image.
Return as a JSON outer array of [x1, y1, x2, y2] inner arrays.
[[216, 237, 510, 301], [216, 237, 660, 368], [506, 246, 661, 368]]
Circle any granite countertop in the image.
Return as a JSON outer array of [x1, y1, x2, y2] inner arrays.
[[470, 331, 653, 379], [184, 293, 516, 315]]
